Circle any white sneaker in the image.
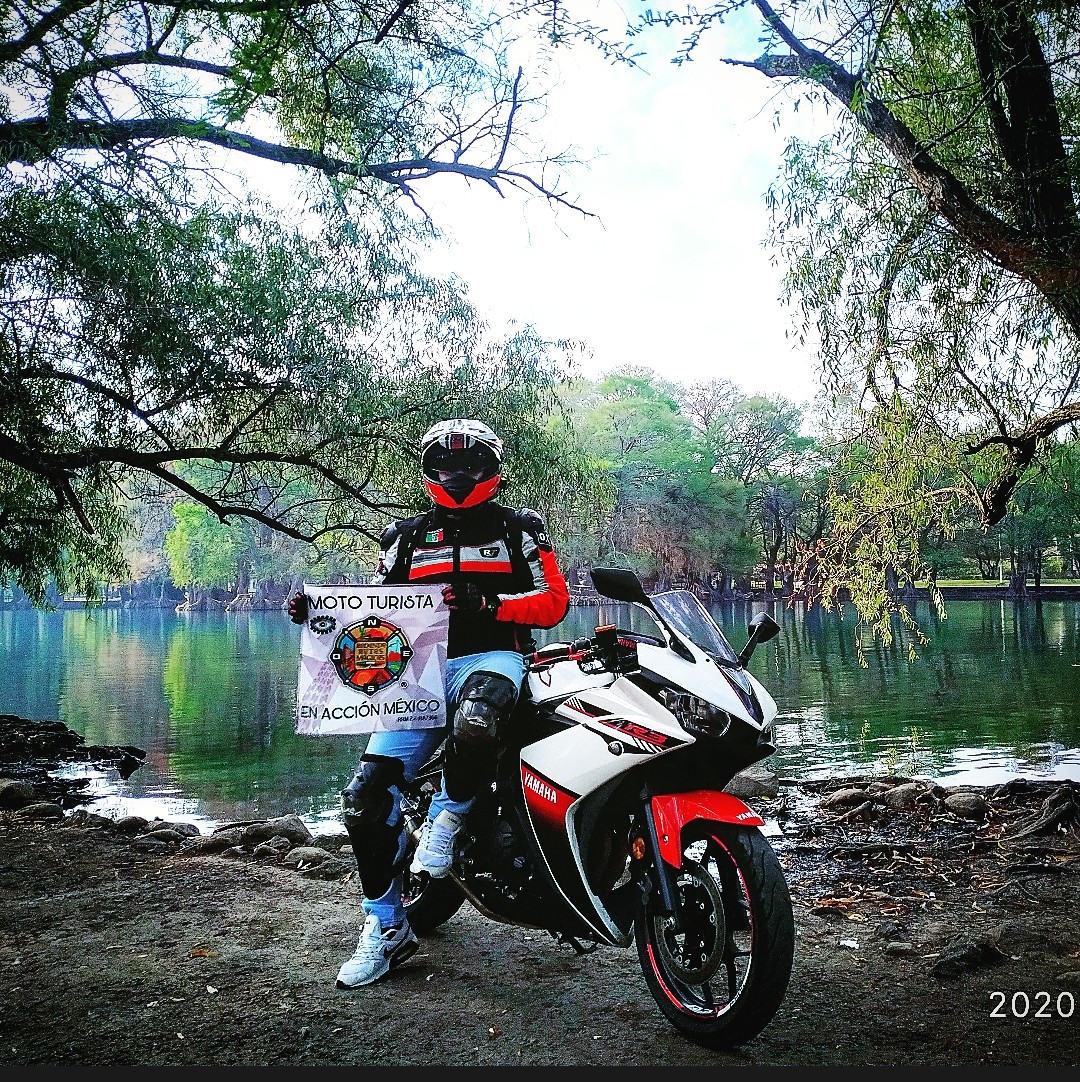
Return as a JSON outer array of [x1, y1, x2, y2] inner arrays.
[[409, 809, 463, 878], [335, 914, 418, 988]]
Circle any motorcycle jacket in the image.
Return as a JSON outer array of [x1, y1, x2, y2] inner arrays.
[[373, 501, 570, 658]]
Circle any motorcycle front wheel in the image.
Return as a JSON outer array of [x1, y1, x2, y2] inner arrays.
[[634, 822, 794, 1050]]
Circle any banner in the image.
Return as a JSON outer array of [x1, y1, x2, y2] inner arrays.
[[295, 583, 449, 735]]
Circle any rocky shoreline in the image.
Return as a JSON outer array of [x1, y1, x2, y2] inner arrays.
[[2, 711, 1080, 1065]]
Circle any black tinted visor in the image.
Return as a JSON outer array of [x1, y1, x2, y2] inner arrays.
[[423, 445, 499, 479]]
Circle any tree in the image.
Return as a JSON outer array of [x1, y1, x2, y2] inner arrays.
[[165, 502, 248, 606], [1, 1, 598, 605], [615, 1, 1080, 637], [704, 394, 809, 487], [565, 369, 752, 587]]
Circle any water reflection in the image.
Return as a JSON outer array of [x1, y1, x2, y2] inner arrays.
[[3, 595, 1079, 829]]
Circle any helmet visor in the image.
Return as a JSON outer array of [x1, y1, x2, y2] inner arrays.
[[422, 444, 500, 484]]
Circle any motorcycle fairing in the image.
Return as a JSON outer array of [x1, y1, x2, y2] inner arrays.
[[516, 678, 694, 944], [521, 762, 578, 828], [650, 790, 765, 867], [561, 695, 687, 754], [517, 757, 629, 944]]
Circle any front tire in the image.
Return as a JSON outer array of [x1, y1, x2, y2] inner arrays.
[[634, 823, 794, 1050]]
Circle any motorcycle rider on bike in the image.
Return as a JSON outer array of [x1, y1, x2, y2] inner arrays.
[[289, 418, 570, 987]]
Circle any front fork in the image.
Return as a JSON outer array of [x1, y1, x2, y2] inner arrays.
[[639, 788, 684, 932], [636, 786, 767, 932]]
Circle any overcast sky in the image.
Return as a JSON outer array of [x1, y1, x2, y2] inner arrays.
[[416, 16, 833, 408]]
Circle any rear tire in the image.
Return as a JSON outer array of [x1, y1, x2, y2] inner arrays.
[[402, 870, 465, 934], [634, 823, 794, 1050], [398, 771, 466, 935]]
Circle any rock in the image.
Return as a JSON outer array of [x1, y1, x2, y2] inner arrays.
[[726, 765, 780, 800], [310, 833, 350, 854], [931, 940, 1009, 978], [182, 828, 245, 854], [820, 787, 869, 808], [151, 819, 201, 838], [879, 783, 928, 809], [296, 856, 353, 880], [15, 802, 64, 821], [885, 942, 915, 955], [241, 815, 313, 847], [944, 791, 988, 820], [281, 845, 333, 868], [874, 920, 907, 940], [0, 778, 36, 809], [253, 835, 294, 859], [133, 836, 172, 852], [112, 815, 152, 834], [136, 827, 190, 844], [61, 809, 117, 830]]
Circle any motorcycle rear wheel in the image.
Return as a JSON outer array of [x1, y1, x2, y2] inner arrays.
[[634, 823, 794, 1050], [402, 868, 465, 935], [397, 758, 467, 936]]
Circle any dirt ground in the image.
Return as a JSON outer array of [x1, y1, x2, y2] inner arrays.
[[1, 719, 1080, 1067]]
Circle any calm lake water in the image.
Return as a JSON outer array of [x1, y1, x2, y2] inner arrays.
[[4, 597, 1079, 832]]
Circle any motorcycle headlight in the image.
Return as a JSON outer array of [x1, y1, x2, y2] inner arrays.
[[658, 688, 733, 738]]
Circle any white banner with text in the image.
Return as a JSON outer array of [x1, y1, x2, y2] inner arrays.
[[295, 583, 449, 735]]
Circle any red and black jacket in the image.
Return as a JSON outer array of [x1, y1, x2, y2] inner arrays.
[[373, 502, 570, 658]]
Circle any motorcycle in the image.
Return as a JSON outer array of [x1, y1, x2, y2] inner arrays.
[[400, 566, 794, 1050]]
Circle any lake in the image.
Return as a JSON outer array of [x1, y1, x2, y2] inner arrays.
[[4, 596, 1079, 832]]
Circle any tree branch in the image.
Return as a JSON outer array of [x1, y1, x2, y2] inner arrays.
[[966, 402, 1080, 525], [745, 0, 1080, 292], [0, 116, 592, 215]]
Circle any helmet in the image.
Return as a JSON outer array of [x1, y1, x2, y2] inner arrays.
[[420, 418, 504, 509]]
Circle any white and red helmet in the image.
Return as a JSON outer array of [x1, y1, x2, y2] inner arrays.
[[420, 418, 504, 509]]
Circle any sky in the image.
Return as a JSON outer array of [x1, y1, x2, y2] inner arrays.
[[415, 15, 833, 408]]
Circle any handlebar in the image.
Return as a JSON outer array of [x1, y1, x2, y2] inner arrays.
[[528, 625, 639, 676]]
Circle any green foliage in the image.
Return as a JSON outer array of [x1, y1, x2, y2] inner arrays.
[[560, 369, 758, 583], [165, 503, 248, 589], [615, 1, 1080, 647], [0, 461, 129, 606], [0, 0, 589, 608]]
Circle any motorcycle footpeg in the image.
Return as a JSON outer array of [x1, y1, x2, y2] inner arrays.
[[549, 931, 598, 955]]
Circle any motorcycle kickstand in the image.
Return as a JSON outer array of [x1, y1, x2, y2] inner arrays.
[[548, 930, 598, 955]]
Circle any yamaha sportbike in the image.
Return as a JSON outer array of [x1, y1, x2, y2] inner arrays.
[[401, 566, 794, 1050]]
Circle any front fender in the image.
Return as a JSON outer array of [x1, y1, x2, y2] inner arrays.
[[651, 790, 764, 868]]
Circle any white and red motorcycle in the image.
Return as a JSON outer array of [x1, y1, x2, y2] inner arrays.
[[401, 566, 793, 1050]]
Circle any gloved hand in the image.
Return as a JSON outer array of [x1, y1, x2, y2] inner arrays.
[[441, 582, 499, 614], [287, 591, 309, 625]]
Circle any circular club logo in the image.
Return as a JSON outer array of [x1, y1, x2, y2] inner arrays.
[[329, 615, 414, 696]]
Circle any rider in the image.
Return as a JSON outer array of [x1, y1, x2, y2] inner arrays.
[[288, 418, 570, 988]]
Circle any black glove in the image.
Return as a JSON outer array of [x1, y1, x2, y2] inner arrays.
[[287, 591, 309, 625], [441, 582, 499, 614]]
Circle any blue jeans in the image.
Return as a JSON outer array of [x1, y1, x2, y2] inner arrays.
[[358, 649, 527, 928]]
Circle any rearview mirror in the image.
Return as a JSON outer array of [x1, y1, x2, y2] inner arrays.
[[738, 611, 780, 667], [590, 567, 653, 607]]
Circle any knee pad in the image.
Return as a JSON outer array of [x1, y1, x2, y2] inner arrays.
[[443, 672, 518, 803], [450, 671, 519, 746], [340, 754, 405, 825], [340, 754, 406, 900]]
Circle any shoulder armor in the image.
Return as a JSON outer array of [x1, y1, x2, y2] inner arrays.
[[515, 507, 553, 551], [382, 513, 426, 548]]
